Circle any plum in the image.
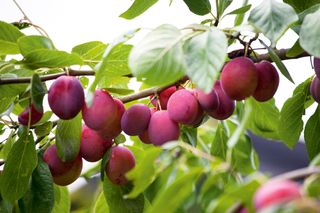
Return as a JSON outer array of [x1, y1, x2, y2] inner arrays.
[[105, 146, 135, 185], [80, 125, 113, 162], [138, 108, 156, 144], [194, 88, 219, 112], [148, 110, 180, 146], [254, 179, 301, 210], [314, 57, 320, 78], [167, 89, 199, 124], [43, 144, 83, 186], [221, 57, 258, 100], [18, 104, 43, 126], [82, 89, 117, 131], [150, 86, 181, 110], [208, 80, 235, 120], [48, 76, 84, 120], [121, 104, 151, 136], [253, 60, 279, 102], [310, 76, 320, 103]]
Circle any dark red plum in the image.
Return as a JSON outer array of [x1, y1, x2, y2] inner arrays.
[[314, 57, 320, 78], [310, 76, 320, 103], [48, 76, 84, 120], [253, 60, 279, 102], [105, 146, 135, 185], [148, 110, 180, 146], [194, 88, 219, 112], [43, 144, 83, 186], [208, 80, 235, 120], [80, 125, 113, 162], [18, 104, 43, 126], [82, 89, 117, 131], [221, 57, 258, 100], [138, 108, 156, 144], [121, 104, 151, 136], [150, 86, 181, 110]]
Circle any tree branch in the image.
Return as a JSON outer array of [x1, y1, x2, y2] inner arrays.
[[270, 166, 320, 181]]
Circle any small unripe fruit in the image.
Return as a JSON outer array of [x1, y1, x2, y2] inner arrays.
[[208, 81, 235, 120], [314, 57, 320, 78], [80, 125, 113, 162], [18, 104, 43, 126], [310, 76, 320, 103], [48, 76, 84, 120], [43, 144, 83, 186], [194, 88, 219, 112], [148, 110, 180, 146], [121, 104, 151, 136], [254, 180, 301, 210], [150, 86, 181, 110], [82, 89, 117, 131], [253, 60, 279, 102], [221, 57, 258, 100], [105, 146, 135, 185], [167, 89, 199, 124]]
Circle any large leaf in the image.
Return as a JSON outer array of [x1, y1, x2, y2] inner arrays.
[[0, 40, 20, 55], [20, 154, 54, 213], [248, 0, 298, 44], [94, 192, 109, 213], [284, 0, 320, 13], [18, 35, 55, 56], [52, 186, 70, 213], [129, 24, 185, 86], [0, 21, 24, 55], [218, 0, 233, 17], [120, 0, 158, 19], [304, 106, 320, 159], [56, 113, 82, 162], [234, 0, 249, 26], [183, 0, 211, 15], [299, 9, 320, 57], [0, 133, 37, 202], [184, 28, 227, 93]]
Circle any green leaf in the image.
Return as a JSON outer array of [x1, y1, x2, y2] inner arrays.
[[248, 0, 298, 44], [146, 168, 203, 213], [0, 130, 15, 160], [247, 98, 280, 140], [225, 4, 251, 16], [125, 147, 162, 199], [21, 154, 54, 213], [211, 123, 228, 160], [52, 186, 70, 213], [106, 88, 134, 95], [0, 97, 14, 115], [181, 126, 197, 147], [284, 0, 320, 13], [120, 0, 158, 20], [299, 9, 320, 57], [24, 49, 83, 68], [0, 133, 37, 202], [184, 28, 227, 92], [129, 24, 185, 86], [56, 113, 82, 162], [34, 121, 53, 138], [304, 106, 320, 159], [94, 192, 109, 213], [304, 175, 320, 198], [18, 35, 55, 56], [182, 0, 211, 15], [234, 0, 249, 26], [279, 80, 311, 148], [103, 178, 145, 213], [218, 0, 233, 17], [31, 73, 47, 111], [0, 21, 24, 55], [100, 148, 112, 181], [286, 39, 305, 57], [0, 40, 20, 55], [0, 194, 12, 213]]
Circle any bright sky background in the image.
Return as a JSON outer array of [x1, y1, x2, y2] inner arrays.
[[0, 0, 316, 190]]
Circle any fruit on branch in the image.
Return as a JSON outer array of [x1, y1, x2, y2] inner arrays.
[[18, 104, 43, 126], [82, 89, 117, 131], [194, 88, 219, 112], [253, 60, 280, 102], [80, 125, 113, 162], [208, 80, 235, 120], [167, 89, 199, 124], [148, 110, 180, 146], [105, 146, 135, 185], [97, 98, 125, 139], [121, 104, 151, 136], [314, 57, 320, 78], [138, 108, 156, 144], [43, 144, 83, 186], [254, 179, 301, 210], [221, 57, 258, 100], [150, 86, 181, 110], [310, 76, 320, 103], [48, 76, 84, 120]]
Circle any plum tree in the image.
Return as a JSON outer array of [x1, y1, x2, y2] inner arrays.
[[97, 98, 125, 139], [121, 104, 151, 136], [105, 146, 136, 185], [48, 76, 84, 120], [150, 86, 181, 110], [80, 125, 113, 162], [253, 60, 280, 102], [254, 180, 301, 210], [82, 89, 117, 131], [167, 89, 199, 124], [194, 88, 219, 112], [221, 57, 258, 100], [208, 80, 235, 120], [18, 104, 43, 126], [310, 76, 320, 103], [148, 110, 180, 146], [43, 144, 83, 186]]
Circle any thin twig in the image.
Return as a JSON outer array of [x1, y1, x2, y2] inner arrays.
[[270, 166, 320, 181]]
